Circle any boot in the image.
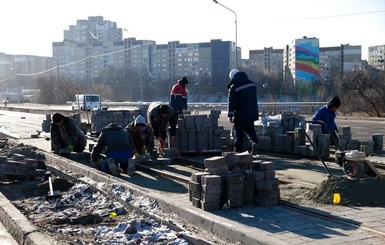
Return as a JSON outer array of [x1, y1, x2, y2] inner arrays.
[[107, 158, 120, 176], [251, 143, 259, 157]]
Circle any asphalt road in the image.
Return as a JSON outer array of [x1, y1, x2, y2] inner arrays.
[[1, 105, 385, 142]]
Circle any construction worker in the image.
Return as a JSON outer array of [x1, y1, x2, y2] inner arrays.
[[312, 96, 341, 145], [147, 102, 178, 152], [91, 123, 135, 176], [170, 76, 188, 114], [50, 113, 87, 157], [126, 115, 156, 162], [227, 69, 259, 155]]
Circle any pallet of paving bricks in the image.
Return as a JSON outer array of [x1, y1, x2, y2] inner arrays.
[[188, 153, 280, 211], [176, 110, 224, 155], [90, 109, 141, 135]]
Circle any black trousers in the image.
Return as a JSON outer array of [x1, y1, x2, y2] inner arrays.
[[233, 121, 258, 152]]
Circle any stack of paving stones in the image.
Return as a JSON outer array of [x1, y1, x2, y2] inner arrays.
[[0, 153, 45, 181], [339, 126, 376, 155], [372, 134, 384, 152], [201, 175, 222, 210], [254, 115, 382, 157], [188, 153, 280, 211], [253, 161, 280, 206], [176, 110, 223, 154], [91, 110, 137, 134], [41, 114, 51, 132], [305, 124, 330, 158], [255, 113, 304, 152]]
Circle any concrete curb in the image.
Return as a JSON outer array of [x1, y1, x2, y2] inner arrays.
[[0, 193, 54, 245], [43, 152, 287, 245]]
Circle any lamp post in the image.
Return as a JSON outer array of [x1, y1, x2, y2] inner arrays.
[[51, 58, 59, 83], [213, 0, 238, 68]]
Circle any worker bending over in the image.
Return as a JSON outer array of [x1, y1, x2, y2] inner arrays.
[[50, 113, 87, 157], [147, 102, 178, 153], [91, 123, 135, 176]]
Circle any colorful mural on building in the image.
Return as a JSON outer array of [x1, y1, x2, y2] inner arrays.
[[295, 39, 320, 82], [295, 38, 320, 96]]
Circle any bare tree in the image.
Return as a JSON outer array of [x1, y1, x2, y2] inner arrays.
[[36, 75, 84, 104], [337, 69, 385, 117]]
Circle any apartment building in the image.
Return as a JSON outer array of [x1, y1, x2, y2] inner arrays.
[[320, 44, 362, 83], [249, 47, 283, 76], [368, 45, 385, 71], [284, 37, 320, 85], [52, 16, 235, 92]]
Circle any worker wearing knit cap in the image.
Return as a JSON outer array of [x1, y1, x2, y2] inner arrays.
[[126, 115, 155, 157], [147, 102, 178, 150], [170, 76, 188, 113], [312, 96, 341, 145]]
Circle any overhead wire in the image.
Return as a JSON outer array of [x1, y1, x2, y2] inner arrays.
[[0, 43, 143, 83]]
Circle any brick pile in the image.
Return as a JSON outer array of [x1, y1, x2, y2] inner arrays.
[[91, 110, 139, 134], [339, 126, 376, 155], [176, 110, 223, 153], [253, 161, 280, 206], [188, 153, 280, 211], [0, 153, 45, 181], [42, 114, 51, 132], [255, 116, 383, 157], [255, 113, 304, 152]]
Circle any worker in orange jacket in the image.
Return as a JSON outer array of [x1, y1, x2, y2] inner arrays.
[[170, 76, 188, 114]]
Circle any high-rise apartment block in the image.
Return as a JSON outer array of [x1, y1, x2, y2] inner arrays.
[[52, 16, 236, 91], [249, 47, 283, 76], [368, 45, 385, 71]]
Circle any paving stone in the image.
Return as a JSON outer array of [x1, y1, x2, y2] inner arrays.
[[201, 175, 221, 186]]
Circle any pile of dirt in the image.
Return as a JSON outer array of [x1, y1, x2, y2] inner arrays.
[[310, 176, 385, 206]]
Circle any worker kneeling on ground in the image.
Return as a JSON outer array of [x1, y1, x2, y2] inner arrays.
[[51, 113, 87, 157], [91, 123, 135, 176], [147, 102, 178, 154], [126, 115, 156, 163]]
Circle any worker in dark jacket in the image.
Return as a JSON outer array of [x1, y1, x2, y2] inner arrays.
[[126, 115, 156, 162], [227, 69, 259, 155], [50, 113, 87, 157], [147, 102, 177, 150], [312, 96, 341, 145], [170, 76, 188, 113], [91, 123, 135, 176]]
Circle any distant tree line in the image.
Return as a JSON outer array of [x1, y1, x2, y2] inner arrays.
[[35, 67, 385, 118]]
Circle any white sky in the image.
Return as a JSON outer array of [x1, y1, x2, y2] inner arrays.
[[0, 0, 384, 60]]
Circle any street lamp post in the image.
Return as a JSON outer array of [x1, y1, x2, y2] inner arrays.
[[213, 0, 238, 68], [51, 58, 59, 83]]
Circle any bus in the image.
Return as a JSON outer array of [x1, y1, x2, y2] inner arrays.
[[72, 94, 101, 111]]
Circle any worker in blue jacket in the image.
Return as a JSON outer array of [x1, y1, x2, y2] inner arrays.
[[312, 96, 341, 145]]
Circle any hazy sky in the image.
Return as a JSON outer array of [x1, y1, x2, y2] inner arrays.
[[1, 0, 384, 60]]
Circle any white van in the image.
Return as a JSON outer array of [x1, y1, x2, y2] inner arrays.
[[72, 94, 101, 111]]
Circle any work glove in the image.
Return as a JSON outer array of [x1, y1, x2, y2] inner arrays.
[[66, 145, 74, 152], [134, 152, 141, 159], [158, 138, 165, 149]]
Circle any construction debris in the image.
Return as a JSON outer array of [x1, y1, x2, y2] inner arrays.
[[10, 180, 190, 244]]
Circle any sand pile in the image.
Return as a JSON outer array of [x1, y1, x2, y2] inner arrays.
[[310, 175, 385, 206]]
